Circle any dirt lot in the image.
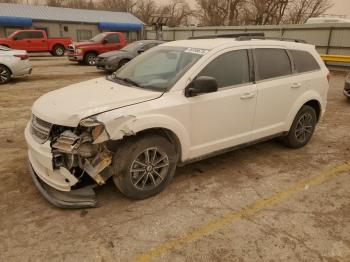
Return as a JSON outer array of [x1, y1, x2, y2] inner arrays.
[[0, 57, 350, 262]]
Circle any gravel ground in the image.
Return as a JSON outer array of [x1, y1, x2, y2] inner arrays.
[[0, 57, 349, 262]]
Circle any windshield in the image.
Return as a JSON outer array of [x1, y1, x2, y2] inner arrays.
[[0, 45, 11, 51], [121, 41, 144, 52], [90, 33, 107, 42], [108, 46, 205, 92]]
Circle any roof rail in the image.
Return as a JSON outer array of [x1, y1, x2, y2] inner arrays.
[[188, 32, 265, 39], [236, 35, 307, 43]]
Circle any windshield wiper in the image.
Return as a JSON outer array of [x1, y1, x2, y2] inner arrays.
[[110, 75, 141, 87]]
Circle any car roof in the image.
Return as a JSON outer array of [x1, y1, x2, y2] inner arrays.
[[161, 38, 315, 51]]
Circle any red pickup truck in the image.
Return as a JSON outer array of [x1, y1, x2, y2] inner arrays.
[[67, 32, 127, 65], [0, 30, 72, 56]]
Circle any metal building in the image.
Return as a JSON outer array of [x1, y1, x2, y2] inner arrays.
[[0, 3, 144, 42]]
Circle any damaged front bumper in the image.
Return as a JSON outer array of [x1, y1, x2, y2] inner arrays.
[[28, 160, 98, 208], [25, 122, 111, 208]]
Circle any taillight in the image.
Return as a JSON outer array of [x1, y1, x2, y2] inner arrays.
[[327, 72, 331, 82], [14, 54, 28, 60]]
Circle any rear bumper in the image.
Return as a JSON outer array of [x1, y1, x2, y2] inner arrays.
[[28, 161, 98, 208], [12, 60, 32, 77]]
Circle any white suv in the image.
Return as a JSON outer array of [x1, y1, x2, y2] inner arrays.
[[25, 35, 329, 208]]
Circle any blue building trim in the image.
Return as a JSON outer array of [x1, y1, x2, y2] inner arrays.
[[0, 16, 32, 27], [98, 22, 142, 31]]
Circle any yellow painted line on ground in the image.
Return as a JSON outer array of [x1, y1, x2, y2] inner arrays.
[[132, 162, 350, 262]]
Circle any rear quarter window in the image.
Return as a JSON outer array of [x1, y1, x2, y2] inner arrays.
[[254, 48, 292, 81], [289, 50, 320, 73]]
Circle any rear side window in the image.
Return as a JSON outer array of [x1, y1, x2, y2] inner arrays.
[[254, 48, 292, 80], [28, 31, 44, 38], [289, 50, 320, 73], [198, 49, 250, 88], [105, 34, 120, 43]]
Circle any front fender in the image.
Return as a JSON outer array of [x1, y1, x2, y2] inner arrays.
[[101, 114, 191, 161], [285, 90, 323, 130]]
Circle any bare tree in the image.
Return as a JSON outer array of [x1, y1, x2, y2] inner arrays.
[[133, 0, 157, 25], [242, 0, 289, 25], [159, 0, 194, 27], [99, 0, 137, 12], [286, 0, 333, 24], [196, 0, 257, 26]]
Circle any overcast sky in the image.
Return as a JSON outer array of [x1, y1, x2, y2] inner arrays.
[[155, 0, 350, 18]]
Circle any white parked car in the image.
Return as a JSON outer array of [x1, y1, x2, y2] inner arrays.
[[0, 45, 32, 84], [25, 34, 330, 208]]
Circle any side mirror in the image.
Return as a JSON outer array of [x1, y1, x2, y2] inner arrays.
[[102, 39, 108, 44], [137, 48, 145, 54], [185, 76, 218, 97], [13, 36, 18, 41]]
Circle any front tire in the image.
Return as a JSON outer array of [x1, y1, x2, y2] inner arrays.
[[52, 45, 65, 56], [84, 52, 97, 66], [112, 134, 178, 200], [281, 105, 317, 148], [0, 65, 11, 84]]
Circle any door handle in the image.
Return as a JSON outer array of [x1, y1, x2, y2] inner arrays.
[[291, 83, 301, 88], [240, 93, 255, 100]]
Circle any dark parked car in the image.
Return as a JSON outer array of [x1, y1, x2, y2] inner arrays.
[[96, 40, 165, 72], [344, 73, 350, 99]]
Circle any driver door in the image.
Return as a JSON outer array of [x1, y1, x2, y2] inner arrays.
[[187, 49, 257, 159], [11, 31, 30, 50]]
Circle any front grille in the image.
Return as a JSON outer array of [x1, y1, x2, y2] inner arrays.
[[68, 45, 75, 54], [30, 115, 53, 144]]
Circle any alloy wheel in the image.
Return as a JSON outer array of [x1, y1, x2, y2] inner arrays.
[[0, 68, 10, 84], [56, 47, 64, 56], [88, 56, 97, 65], [295, 112, 314, 142], [130, 147, 169, 191]]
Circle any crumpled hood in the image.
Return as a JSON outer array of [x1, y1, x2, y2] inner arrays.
[[32, 77, 162, 127]]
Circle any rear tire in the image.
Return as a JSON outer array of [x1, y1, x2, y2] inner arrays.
[[0, 65, 11, 85], [112, 134, 178, 200], [84, 52, 97, 66], [281, 105, 317, 149], [52, 44, 65, 56]]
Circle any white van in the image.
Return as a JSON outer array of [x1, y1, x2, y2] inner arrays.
[[25, 34, 330, 208]]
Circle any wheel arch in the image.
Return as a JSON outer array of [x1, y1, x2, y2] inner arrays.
[[285, 91, 323, 131], [0, 63, 13, 75], [52, 43, 65, 49], [102, 114, 191, 161]]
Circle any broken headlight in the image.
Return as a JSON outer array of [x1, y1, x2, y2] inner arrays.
[[79, 117, 106, 141]]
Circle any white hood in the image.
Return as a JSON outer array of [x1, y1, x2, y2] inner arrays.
[[32, 77, 162, 126]]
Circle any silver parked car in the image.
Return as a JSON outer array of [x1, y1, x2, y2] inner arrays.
[[0, 45, 32, 84], [96, 40, 165, 73]]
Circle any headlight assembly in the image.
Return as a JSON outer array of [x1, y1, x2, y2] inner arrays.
[[79, 118, 106, 141]]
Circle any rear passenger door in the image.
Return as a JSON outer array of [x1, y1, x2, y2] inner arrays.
[[187, 49, 257, 159], [252, 47, 305, 138], [27, 31, 46, 51]]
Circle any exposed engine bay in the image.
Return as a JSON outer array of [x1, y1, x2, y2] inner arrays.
[[49, 122, 113, 187]]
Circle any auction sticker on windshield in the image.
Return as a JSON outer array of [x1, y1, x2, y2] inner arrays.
[[184, 48, 208, 55]]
